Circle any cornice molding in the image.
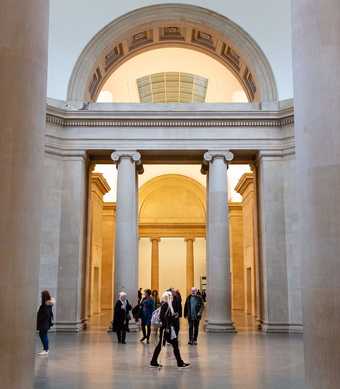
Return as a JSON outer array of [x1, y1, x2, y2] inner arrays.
[[91, 172, 111, 195], [235, 172, 255, 196], [46, 103, 294, 129]]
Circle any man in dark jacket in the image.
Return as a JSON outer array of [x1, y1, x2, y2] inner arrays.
[[184, 287, 204, 345]]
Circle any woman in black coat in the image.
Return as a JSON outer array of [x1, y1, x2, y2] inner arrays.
[[113, 292, 132, 344], [150, 291, 190, 369], [37, 290, 54, 356]]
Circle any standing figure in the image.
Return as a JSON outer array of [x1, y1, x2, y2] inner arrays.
[[113, 292, 132, 344], [151, 289, 160, 309], [201, 290, 207, 303], [184, 287, 204, 345], [170, 288, 182, 336], [140, 289, 155, 344], [150, 291, 190, 369], [36, 290, 55, 356], [138, 288, 143, 304]]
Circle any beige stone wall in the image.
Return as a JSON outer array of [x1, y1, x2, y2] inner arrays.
[[236, 173, 257, 316], [229, 203, 245, 311], [89, 173, 110, 316], [101, 203, 115, 310]]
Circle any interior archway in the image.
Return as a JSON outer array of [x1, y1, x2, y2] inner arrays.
[[67, 4, 278, 102]]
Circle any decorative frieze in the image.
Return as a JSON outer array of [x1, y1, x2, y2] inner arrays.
[[128, 30, 153, 51], [84, 23, 262, 102], [46, 113, 294, 128], [89, 67, 102, 99], [221, 43, 241, 72], [105, 43, 124, 71], [159, 26, 185, 41], [191, 29, 216, 50], [243, 67, 257, 100]]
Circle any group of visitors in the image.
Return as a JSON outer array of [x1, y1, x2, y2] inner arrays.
[[112, 286, 204, 368], [35, 286, 205, 369]]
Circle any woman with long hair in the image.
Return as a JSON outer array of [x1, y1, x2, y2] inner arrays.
[[140, 289, 155, 344], [36, 290, 55, 356], [150, 291, 190, 369]]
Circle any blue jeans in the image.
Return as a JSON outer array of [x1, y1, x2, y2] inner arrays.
[[39, 330, 49, 351]]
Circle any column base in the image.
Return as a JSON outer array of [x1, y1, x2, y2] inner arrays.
[[261, 321, 304, 334], [55, 320, 86, 333], [129, 321, 139, 333], [206, 321, 237, 333]]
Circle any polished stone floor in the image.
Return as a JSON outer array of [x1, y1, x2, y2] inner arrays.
[[34, 312, 306, 389]]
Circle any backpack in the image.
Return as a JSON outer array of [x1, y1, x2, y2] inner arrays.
[[151, 307, 162, 327]]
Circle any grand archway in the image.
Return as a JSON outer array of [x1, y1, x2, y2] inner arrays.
[[67, 4, 278, 102]]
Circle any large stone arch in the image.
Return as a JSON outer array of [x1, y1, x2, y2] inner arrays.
[[139, 174, 206, 228], [67, 4, 278, 102]]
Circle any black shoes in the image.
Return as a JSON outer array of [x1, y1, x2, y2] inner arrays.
[[150, 362, 163, 368], [188, 341, 193, 345], [140, 337, 146, 342], [178, 362, 191, 369]]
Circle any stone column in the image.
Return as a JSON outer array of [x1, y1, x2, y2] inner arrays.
[[0, 1, 49, 388], [185, 238, 195, 295], [57, 154, 88, 332], [203, 151, 236, 332], [292, 2, 340, 387], [150, 237, 161, 291], [257, 153, 289, 332], [111, 151, 143, 302]]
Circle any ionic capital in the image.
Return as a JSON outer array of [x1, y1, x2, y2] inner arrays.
[[203, 150, 234, 163], [111, 150, 144, 174], [201, 150, 234, 174]]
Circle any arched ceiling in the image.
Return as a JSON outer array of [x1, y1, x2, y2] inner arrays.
[[97, 48, 248, 103]]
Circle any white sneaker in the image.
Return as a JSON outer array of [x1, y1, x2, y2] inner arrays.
[[37, 350, 49, 356]]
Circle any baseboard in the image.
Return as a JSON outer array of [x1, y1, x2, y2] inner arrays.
[[261, 321, 303, 334], [55, 320, 86, 333]]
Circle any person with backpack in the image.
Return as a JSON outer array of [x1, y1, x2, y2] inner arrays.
[[150, 291, 190, 369], [36, 290, 55, 356], [140, 289, 155, 344], [184, 287, 204, 345], [113, 292, 132, 344]]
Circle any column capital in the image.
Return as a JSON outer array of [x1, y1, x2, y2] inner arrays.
[[201, 150, 234, 174], [111, 150, 144, 174], [184, 237, 196, 243], [150, 237, 161, 243], [204, 150, 234, 163]]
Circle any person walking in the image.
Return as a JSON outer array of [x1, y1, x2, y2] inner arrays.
[[36, 290, 55, 356], [140, 289, 155, 344], [184, 287, 204, 345], [113, 292, 132, 344], [150, 291, 190, 369]]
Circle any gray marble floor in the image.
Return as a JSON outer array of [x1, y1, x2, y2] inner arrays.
[[34, 314, 306, 389]]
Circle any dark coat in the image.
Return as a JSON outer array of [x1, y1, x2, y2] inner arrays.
[[37, 304, 54, 331], [159, 302, 175, 329], [172, 294, 182, 318], [140, 298, 155, 325], [184, 294, 204, 320], [113, 300, 132, 332]]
